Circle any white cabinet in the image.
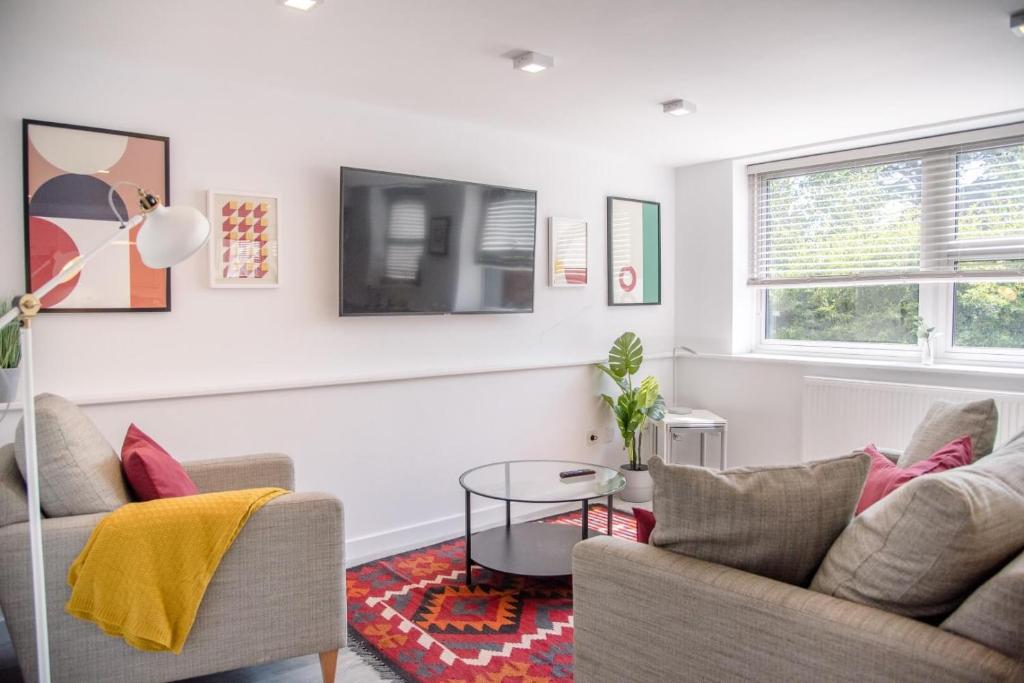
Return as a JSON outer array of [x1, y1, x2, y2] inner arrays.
[[648, 410, 727, 470]]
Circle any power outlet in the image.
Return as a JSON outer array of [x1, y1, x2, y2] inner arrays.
[[586, 431, 601, 446]]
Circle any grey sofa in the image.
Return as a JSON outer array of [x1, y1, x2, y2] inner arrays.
[[0, 412, 345, 683], [573, 452, 1024, 682]]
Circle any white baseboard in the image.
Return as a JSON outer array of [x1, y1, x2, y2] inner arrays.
[[345, 500, 579, 567]]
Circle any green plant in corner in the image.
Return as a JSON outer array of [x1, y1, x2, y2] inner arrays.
[[0, 300, 20, 370], [596, 331, 666, 471]]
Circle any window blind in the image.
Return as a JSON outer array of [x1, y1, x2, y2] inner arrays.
[[748, 130, 1024, 287]]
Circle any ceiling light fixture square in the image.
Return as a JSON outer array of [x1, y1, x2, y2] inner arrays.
[[513, 51, 554, 73], [663, 99, 697, 116]]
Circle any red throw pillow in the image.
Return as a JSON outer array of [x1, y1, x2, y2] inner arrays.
[[120, 423, 199, 501], [633, 507, 655, 543], [856, 436, 973, 515]]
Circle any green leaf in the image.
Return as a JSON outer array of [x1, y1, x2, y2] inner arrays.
[[607, 332, 643, 378], [636, 376, 660, 410], [595, 363, 629, 392], [645, 395, 667, 422], [600, 394, 615, 410]]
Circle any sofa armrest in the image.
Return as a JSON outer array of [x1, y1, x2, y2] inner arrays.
[[573, 536, 1019, 683], [182, 453, 294, 492], [0, 491, 344, 683]]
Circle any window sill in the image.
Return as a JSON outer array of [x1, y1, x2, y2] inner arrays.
[[690, 352, 1024, 378]]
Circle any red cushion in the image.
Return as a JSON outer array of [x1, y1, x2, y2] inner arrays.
[[633, 507, 655, 543], [856, 436, 973, 515], [120, 423, 199, 501]]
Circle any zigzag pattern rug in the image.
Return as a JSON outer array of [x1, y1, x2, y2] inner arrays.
[[347, 506, 637, 682]]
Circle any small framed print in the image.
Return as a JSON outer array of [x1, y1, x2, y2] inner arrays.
[[607, 196, 660, 305], [208, 190, 280, 288], [549, 216, 588, 287]]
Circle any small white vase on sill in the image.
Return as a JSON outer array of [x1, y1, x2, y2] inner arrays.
[[919, 335, 935, 366]]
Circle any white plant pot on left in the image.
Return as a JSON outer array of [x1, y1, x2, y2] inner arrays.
[[618, 465, 653, 503], [0, 367, 21, 404]]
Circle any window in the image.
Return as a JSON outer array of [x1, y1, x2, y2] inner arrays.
[[385, 197, 426, 282], [750, 125, 1024, 359]]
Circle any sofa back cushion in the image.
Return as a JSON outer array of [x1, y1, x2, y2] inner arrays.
[[898, 399, 997, 466], [0, 444, 28, 527], [941, 550, 1024, 659], [14, 394, 130, 517], [648, 453, 869, 586], [811, 438, 1024, 619]]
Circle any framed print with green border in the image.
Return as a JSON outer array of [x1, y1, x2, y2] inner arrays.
[[607, 196, 660, 305]]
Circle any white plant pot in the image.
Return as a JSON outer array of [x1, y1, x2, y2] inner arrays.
[[618, 465, 653, 503], [0, 367, 21, 404]]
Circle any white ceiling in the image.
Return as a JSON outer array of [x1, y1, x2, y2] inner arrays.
[[6, 0, 1024, 166]]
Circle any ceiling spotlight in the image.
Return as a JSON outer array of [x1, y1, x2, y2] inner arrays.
[[1012, 10, 1024, 37], [280, 0, 320, 10], [663, 99, 697, 116], [513, 51, 554, 73]]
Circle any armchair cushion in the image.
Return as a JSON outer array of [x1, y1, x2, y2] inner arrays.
[[15, 394, 130, 517], [0, 443, 28, 526], [120, 423, 198, 500]]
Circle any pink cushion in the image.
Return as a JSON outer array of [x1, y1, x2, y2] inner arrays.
[[856, 436, 973, 515], [120, 423, 199, 501], [633, 507, 655, 543]]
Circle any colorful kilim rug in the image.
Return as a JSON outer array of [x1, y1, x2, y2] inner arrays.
[[347, 505, 637, 682]]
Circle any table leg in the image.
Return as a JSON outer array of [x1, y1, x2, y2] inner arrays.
[[581, 500, 589, 540], [721, 428, 727, 470], [606, 494, 613, 536], [505, 499, 511, 529], [465, 490, 472, 586], [700, 432, 707, 467]]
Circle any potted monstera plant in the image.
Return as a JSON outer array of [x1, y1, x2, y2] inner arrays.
[[597, 332, 666, 502], [0, 300, 21, 403]]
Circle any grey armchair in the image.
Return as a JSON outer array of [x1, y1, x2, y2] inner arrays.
[[0, 446, 345, 683]]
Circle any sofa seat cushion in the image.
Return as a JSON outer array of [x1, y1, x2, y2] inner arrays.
[[941, 550, 1024, 659], [14, 393, 130, 517], [811, 441, 1024, 619], [899, 399, 997, 466], [648, 453, 870, 586], [0, 444, 28, 527]]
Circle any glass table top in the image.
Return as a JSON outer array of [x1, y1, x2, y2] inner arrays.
[[459, 460, 626, 503]]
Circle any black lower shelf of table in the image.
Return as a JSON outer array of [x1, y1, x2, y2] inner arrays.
[[468, 523, 605, 580]]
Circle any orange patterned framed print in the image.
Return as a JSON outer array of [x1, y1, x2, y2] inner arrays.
[[23, 119, 171, 312], [208, 190, 280, 288]]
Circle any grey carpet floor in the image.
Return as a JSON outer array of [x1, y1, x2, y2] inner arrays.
[[0, 619, 394, 683]]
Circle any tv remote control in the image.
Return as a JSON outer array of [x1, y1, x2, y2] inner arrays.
[[560, 468, 596, 479]]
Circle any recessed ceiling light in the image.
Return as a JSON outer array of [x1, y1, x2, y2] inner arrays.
[[512, 51, 554, 73], [1012, 10, 1024, 37], [280, 0, 320, 10], [662, 99, 697, 116]]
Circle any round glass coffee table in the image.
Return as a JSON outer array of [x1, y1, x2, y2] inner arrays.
[[459, 460, 626, 586]]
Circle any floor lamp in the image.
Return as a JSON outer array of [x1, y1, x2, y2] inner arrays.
[[0, 184, 210, 683], [668, 345, 697, 415]]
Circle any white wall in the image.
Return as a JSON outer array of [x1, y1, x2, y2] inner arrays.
[[0, 8, 675, 562], [673, 158, 1024, 469]]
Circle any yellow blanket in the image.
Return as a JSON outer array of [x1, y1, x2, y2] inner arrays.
[[66, 487, 287, 654]]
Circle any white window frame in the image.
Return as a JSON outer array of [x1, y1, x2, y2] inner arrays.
[[752, 126, 1024, 366]]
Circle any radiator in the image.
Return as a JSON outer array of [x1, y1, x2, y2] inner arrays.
[[801, 376, 1024, 460]]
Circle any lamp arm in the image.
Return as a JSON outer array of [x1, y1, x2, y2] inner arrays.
[[2, 219, 141, 329]]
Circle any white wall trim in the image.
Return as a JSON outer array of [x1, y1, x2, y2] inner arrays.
[[1, 352, 672, 411], [345, 500, 579, 567]]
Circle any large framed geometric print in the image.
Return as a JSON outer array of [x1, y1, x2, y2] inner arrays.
[[23, 120, 170, 312], [607, 196, 661, 305]]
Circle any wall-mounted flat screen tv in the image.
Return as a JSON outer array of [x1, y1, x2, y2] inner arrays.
[[340, 167, 537, 315]]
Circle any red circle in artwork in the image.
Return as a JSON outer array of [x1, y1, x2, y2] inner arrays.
[[29, 217, 81, 308], [618, 265, 637, 292]]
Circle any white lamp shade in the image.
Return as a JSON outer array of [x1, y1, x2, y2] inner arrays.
[[136, 204, 211, 268]]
